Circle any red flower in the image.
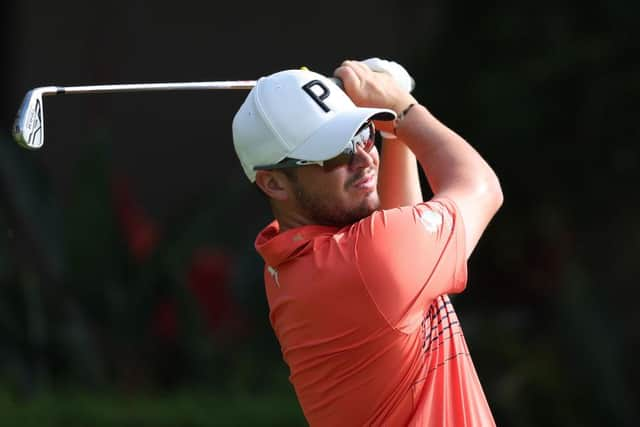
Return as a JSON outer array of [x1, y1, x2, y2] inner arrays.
[[151, 298, 178, 341], [187, 248, 248, 337], [111, 175, 161, 262]]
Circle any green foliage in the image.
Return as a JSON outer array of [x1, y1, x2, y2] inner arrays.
[[0, 389, 305, 427], [0, 131, 293, 406]]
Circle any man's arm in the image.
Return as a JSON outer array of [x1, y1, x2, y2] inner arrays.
[[394, 105, 503, 257], [335, 60, 503, 258], [377, 137, 423, 208]]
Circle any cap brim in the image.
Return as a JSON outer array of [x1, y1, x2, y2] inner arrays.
[[288, 108, 396, 161]]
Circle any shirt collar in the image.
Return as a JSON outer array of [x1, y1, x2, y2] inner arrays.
[[255, 220, 338, 267]]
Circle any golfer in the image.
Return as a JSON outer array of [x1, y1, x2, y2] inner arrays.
[[232, 59, 503, 426]]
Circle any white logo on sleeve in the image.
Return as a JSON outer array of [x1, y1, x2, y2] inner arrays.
[[267, 266, 281, 287], [419, 210, 443, 233]]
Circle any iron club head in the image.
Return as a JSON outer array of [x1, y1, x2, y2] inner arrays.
[[12, 86, 58, 150]]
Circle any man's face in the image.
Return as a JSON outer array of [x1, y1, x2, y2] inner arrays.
[[285, 144, 381, 228]]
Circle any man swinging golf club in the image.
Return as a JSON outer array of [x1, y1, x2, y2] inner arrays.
[[232, 58, 503, 426]]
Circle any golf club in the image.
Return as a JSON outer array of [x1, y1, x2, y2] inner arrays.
[[13, 59, 414, 151]]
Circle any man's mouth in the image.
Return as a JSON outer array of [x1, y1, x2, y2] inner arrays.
[[351, 172, 377, 191]]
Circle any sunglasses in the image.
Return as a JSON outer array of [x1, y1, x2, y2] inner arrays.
[[253, 121, 376, 171]]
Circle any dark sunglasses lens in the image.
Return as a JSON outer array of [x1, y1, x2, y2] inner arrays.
[[322, 123, 376, 171], [362, 133, 375, 151]]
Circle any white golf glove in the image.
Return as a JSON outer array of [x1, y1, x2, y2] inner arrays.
[[361, 57, 415, 93]]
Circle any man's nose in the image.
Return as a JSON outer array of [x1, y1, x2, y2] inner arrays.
[[349, 144, 376, 170]]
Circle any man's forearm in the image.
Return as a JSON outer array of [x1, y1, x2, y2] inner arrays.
[[378, 138, 423, 209]]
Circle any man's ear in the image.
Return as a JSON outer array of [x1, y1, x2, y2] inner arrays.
[[255, 171, 290, 201]]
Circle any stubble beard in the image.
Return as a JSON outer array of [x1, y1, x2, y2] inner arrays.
[[292, 183, 380, 228]]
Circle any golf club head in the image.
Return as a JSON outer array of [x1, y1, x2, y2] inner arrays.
[[12, 86, 57, 150]]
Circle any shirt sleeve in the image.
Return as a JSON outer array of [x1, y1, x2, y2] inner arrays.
[[354, 197, 467, 333]]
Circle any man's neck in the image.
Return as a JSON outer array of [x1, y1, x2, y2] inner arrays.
[[272, 205, 315, 233]]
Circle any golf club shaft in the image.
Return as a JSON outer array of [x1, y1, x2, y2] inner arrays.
[[46, 80, 258, 96]]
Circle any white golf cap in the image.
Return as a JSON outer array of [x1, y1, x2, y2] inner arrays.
[[232, 69, 396, 182]]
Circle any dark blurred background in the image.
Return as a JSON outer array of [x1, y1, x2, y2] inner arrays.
[[1, 1, 638, 426]]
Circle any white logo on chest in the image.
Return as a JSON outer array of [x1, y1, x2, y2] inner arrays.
[[419, 210, 442, 233]]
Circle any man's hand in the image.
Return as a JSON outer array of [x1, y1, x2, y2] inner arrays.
[[334, 59, 417, 115]]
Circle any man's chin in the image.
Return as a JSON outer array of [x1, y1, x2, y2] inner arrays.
[[295, 188, 381, 228], [350, 195, 381, 222], [309, 200, 379, 228]]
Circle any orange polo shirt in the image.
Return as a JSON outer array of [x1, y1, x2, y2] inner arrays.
[[256, 198, 495, 426]]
